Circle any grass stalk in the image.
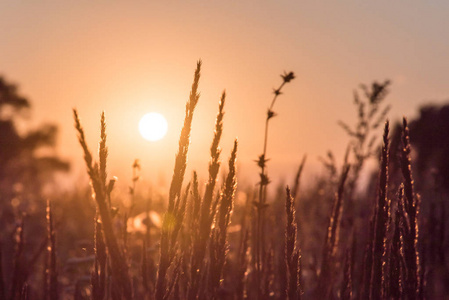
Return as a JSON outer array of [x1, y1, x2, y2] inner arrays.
[[92, 216, 106, 300], [0, 242, 4, 300], [9, 216, 25, 300], [317, 163, 350, 298], [99, 112, 107, 188], [156, 61, 201, 300], [235, 229, 249, 300], [188, 91, 226, 300], [369, 120, 390, 299], [208, 140, 238, 298], [340, 247, 352, 300], [285, 187, 301, 300], [47, 200, 58, 300], [19, 284, 28, 300], [400, 117, 421, 299], [291, 155, 307, 200], [73, 109, 133, 299], [389, 196, 403, 299]]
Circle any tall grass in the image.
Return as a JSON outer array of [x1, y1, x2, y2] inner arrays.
[[369, 121, 389, 300], [399, 117, 421, 299], [47, 200, 58, 300], [2, 63, 440, 300], [74, 109, 133, 299], [156, 60, 201, 300], [285, 187, 301, 300], [187, 90, 225, 300]]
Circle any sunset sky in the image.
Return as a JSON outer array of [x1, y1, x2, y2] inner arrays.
[[1, 1, 448, 191]]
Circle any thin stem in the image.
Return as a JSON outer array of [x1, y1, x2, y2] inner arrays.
[[255, 72, 294, 297]]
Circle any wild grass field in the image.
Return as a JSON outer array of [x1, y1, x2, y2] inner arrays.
[[1, 61, 448, 300]]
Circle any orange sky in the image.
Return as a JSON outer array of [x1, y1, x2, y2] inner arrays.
[[1, 1, 449, 192]]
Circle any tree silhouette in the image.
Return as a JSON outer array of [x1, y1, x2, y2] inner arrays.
[[407, 104, 449, 189], [383, 103, 449, 196], [0, 76, 69, 220]]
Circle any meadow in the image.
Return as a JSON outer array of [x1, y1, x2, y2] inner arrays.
[[1, 61, 447, 300]]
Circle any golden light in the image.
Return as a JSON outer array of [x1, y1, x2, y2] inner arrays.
[[138, 112, 168, 141]]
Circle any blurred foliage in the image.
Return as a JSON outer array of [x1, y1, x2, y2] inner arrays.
[[0, 76, 69, 220]]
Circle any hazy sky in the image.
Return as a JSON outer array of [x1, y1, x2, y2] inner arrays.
[[1, 1, 448, 191]]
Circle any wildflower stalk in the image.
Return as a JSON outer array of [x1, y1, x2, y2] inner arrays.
[[254, 71, 295, 294]]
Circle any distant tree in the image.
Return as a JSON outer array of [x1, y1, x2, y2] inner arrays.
[[0, 76, 69, 221], [407, 104, 449, 188]]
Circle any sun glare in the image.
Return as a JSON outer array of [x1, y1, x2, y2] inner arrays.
[[139, 112, 168, 141]]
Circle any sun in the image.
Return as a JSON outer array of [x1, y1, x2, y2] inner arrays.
[[139, 112, 168, 141]]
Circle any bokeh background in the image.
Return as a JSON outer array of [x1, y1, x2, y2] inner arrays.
[[1, 1, 448, 190]]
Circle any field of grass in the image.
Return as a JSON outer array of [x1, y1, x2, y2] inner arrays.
[[1, 61, 447, 300]]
